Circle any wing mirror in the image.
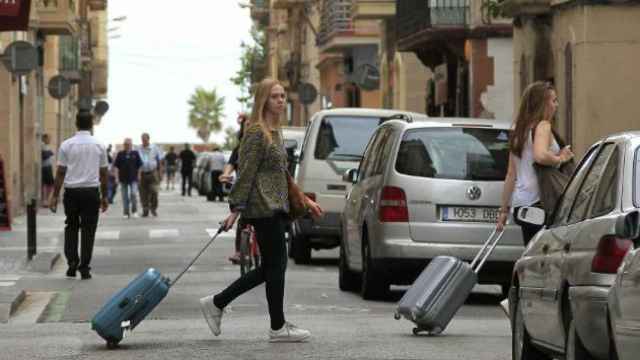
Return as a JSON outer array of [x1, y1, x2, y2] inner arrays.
[[516, 206, 546, 226], [342, 168, 358, 184], [615, 210, 640, 241]]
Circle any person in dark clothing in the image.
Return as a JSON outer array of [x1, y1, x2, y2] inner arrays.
[[113, 138, 143, 218], [41, 133, 55, 208], [106, 144, 118, 204], [179, 143, 196, 196], [50, 111, 109, 280], [164, 146, 178, 190]]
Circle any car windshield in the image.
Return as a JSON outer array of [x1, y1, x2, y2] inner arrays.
[[395, 127, 510, 181], [314, 116, 381, 161]]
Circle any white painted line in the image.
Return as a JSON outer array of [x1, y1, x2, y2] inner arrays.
[[205, 228, 221, 237], [92, 247, 111, 256], [9, 292, 56, 325], [0, 275, 21, 281], [149, 229, 179, 239], [95, 231, 120, 241], [0, 282, 16, 287]]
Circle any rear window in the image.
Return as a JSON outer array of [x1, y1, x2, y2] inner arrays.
[[314, 116, 381, 161], [395, 127, 510, 181]]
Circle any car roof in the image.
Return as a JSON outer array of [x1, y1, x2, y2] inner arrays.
[[314, 107, 428, 121], [383, 117, 512, 131], [602, 131, 640, 143]]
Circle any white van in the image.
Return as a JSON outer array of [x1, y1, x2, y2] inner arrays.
[[290, 108, 428, 264]]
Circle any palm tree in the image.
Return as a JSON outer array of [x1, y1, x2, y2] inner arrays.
[[188, 87, 225, 143]]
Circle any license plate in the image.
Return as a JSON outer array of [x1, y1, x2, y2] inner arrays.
[[441, 206, 499, 223]]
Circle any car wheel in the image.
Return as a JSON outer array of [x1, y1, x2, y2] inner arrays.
[[360, 235, 388, 300], [512, 291, 552, 360], [292, 229, 311, 265], [565, 318, 595, 360], [339, 239, 360, 292]]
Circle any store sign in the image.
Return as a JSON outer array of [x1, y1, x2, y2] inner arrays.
[[0, 0, 32, 31]]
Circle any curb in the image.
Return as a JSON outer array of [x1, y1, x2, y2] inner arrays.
[[0, 287, 26, 323], [28, 252, 61, 273]]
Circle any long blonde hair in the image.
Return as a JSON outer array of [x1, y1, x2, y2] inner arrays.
[[509, 81, 554, 156], [247, 78, 283, 144]]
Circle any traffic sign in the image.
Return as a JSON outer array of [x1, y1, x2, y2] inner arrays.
[[1, 41, 37, 76], [298, 82, 318, 105], [47, 75, 71, 99]]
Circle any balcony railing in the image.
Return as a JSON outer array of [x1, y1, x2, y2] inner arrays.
[[36, 0, 78, 35], [59, 36, 80, 71], [317, 0, 354, 46], [396, 0, 470, 41]]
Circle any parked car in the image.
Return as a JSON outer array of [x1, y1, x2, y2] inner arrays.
[[339, 117, 523, 300], [510, 132, 640, 360], [282, 126, 306, 175], [609, 218, 640, 360], [290, 108, 427, 264]]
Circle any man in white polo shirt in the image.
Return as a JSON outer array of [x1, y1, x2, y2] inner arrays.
[[50, 111, 109, 280], [137, 133, 163, 217]]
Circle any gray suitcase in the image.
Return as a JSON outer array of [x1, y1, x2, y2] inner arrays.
[[394, 229, 504, 335]]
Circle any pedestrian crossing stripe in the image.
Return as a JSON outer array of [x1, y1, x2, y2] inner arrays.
[[95, 231, 120, 240], [149, 229, 179, 238]]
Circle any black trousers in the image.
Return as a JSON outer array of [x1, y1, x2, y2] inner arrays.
[[63, 187, 100, 272], [210, 170, 224, 200], [181, 171, 192, 196], [214, 213, 288, 330]]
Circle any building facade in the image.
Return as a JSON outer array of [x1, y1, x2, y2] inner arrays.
[[0, 0, 109, 221], [503, 0, 640, 157]]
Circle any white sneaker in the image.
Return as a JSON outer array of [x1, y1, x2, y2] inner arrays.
[[199, 295, 223, 336], [132, 212, 139, 218], [269, 322, 311, 343], [123, 214, 129, 219]]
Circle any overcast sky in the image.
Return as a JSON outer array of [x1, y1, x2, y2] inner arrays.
[[93, 0, 253, 146]]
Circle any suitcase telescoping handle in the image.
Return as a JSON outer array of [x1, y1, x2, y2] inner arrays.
[[469, 228, 504, 274], [169, 226, 225, 287]]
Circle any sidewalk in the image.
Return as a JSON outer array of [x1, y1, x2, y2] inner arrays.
[[0, 207, 65, 322]]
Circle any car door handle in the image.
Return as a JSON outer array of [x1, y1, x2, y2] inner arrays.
[[542, 244, 549, 254], [563, 244, 571, 253]]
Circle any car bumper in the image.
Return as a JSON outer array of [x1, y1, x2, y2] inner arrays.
[[569, 285, 610, 360], [295, 212, 341, 246]]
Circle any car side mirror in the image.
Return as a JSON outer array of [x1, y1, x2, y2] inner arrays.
[[615, 211, 640, 241], [516, 206, 546, 226], [342, 168, 358, 184]]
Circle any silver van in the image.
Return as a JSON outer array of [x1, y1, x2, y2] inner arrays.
[[340, 118, 523, 300], [290, 108, 427, 264]]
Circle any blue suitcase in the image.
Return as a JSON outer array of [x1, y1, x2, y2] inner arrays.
[[91, 227, 223, 348]]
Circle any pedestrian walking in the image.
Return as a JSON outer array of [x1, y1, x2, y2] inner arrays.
[[221, 113, 248, 264], [496, 81, 574, 244], [41, 133, 55, 208], [106, 144, 118, 204], [208, 144, 226, 202], [496, 81, 574, 316], [199, 79, 323, 342], [49, 111, 109, 280], [164, 146, 178, 191], [113, 138, 143, 218], [137, 133, 163, 217], [179, 143, 196, 197]]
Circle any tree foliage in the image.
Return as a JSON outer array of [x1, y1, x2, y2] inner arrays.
[[187, 87, 225, 143], [230, 25, 267, 111], [222, 127, 240, 151]]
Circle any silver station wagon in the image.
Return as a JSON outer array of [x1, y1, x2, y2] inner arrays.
[[339, 117, 523, 300], [510, 132, 640, 360]]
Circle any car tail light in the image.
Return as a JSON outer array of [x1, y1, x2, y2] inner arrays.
[[591, 236, 633, 274], [379, 186, 409, 222], [304, 193, 316, 202]]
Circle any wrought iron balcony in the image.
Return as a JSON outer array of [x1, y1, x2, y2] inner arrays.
[[35, 0, 78, 35], [317, 0, 354, 46], [351, 0, 395, 19], [396, 0, 470, 41]]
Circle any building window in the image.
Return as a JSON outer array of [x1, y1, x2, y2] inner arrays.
[[564, 43, 573, 147]]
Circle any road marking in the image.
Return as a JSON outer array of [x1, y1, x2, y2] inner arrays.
[[149, 229, 180, 239], [0, 282, 16, 287], [95, 231, 120, 241], [205, 228, 222, 237]]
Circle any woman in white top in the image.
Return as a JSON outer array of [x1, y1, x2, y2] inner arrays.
[[497, 81, 575, 245]]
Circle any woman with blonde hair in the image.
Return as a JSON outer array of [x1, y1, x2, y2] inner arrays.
[[497, 81, 575, 245], [199, 78, 323, 342]]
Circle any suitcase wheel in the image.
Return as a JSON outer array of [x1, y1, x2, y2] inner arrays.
[[412, 327, 422, 336], [106, 340, 120, 349], [393, 313, 401, 321]]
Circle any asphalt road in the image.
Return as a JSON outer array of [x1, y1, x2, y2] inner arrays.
[[0, 187, 512, 360]]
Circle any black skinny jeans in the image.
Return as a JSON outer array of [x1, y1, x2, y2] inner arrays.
[[181, 171, 192, 196], [63, 187, 100, 272], [214, 213, 288, 330]]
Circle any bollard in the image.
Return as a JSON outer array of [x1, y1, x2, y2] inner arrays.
[[27, 199, 37, 260]]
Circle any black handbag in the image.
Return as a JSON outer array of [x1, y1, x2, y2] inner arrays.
[[532, 124, 576, 216]]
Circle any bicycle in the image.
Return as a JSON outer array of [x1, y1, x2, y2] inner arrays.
[[239, 224, 260, 276]]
